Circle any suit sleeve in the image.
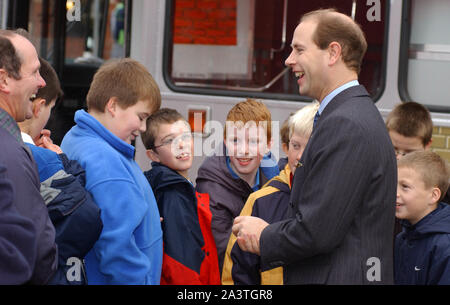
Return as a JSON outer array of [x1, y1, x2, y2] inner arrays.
[[0, 164, 37, 284], [260, 115, 373, 268]]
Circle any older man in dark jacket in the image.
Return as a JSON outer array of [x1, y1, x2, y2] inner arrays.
[[0, 31, 58, 284]]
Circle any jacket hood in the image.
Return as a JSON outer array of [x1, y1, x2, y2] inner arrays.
[[403, 202, 450, 238], [145, 162, 191, 192]]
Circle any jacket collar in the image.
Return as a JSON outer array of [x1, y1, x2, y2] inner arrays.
[[74, 110, 135, 159]]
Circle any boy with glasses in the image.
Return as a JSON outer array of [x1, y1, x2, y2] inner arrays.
[[141, 108, 220, 285]]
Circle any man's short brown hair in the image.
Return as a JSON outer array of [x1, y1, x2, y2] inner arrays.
[[87, 58, 161, 113], [301, 9, 368, 74], [224, 98, 272, 142], [386, 102, 433, 147], [398, 150, 449, 202]]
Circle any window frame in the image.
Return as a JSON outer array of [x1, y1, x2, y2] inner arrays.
[[398, 0, 450, 113]]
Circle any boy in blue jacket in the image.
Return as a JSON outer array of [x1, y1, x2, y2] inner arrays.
[[141, 108, 220, 285], [395, 150, 450, 285], [61, 58, 163, 284]]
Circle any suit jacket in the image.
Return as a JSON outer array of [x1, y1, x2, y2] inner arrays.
[[260, 85, 397, 284]]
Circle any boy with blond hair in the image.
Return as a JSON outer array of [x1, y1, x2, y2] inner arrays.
[[222, 102, 319, 285], [141, 108, 220, 285], [395, 150, 450, 285], [196, 98, 279, 272], [61, 58, 163, 284]]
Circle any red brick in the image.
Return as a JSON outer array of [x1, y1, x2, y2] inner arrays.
[[196, 0, 218, 10], [176, 0, 195, 9], [216, 36, 237, 45], [174, 36, 193, 44], [184, 10, 208, 20], [219, 0, 236, 9], [208, 9, 229, 19], [194, 20, 216, 30], [174, 18, 193, 27]]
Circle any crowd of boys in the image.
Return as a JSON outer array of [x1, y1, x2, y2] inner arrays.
[[0, 7, 449, 285]]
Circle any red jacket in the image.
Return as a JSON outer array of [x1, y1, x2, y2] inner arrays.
[[145, 162, 220, 285]]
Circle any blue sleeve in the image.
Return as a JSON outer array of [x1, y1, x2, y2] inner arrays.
[[429, 238, 450, 285], [27, 144, 64, 182]]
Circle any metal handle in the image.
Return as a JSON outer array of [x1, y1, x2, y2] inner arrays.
[[270, 0, 288, 60], [174, 67, 290, 93]]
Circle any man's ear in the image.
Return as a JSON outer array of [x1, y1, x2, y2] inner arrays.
[[105, 97, 118, 117], [328, 41, 342, 66], [0, 69, 10, 94], [146, 149, 160, 163], [32, 98, 46, 117]]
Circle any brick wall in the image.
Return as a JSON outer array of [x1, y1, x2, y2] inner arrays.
[[431, 126, 450, 163], [173, 0, 237, 45]]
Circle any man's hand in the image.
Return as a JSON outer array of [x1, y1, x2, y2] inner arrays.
[[232, 216, 269, 256]]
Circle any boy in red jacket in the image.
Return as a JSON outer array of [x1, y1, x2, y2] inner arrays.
[[141, 108, 220, 284]]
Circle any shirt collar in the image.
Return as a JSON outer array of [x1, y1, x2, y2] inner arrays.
[[0, 108, 23, 144], [318, 80, 359, 115], [21, 132, 35, 145]]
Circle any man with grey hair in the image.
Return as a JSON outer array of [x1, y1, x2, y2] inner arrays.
[[0, 29, 58, 284]]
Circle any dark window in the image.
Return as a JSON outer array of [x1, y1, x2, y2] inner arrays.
[[164, 0, 388, 102]]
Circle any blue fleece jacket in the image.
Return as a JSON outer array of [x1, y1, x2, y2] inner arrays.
[[61, 110, 163, 284]]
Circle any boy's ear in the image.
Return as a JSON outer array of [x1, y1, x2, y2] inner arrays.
[[424, 139, 432, 150], [430, 187, 441, 205], [32, 98, 47, 118], [105, 97, 118, 117], [146, 149, 160, 163]]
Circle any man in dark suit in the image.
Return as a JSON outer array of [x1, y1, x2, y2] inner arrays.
[[232, 9, 396, 284]]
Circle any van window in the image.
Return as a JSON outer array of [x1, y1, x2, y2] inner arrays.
[[399, 0, 450, 111], [164, 0, 388, 102]]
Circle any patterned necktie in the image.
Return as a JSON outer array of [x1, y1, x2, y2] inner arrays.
[[313, 110, 320, 129]]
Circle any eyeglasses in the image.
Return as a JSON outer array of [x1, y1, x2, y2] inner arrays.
[[153, 132, 192, 149], [394, 148, 423, 158], [394, 149, 408, 157]]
